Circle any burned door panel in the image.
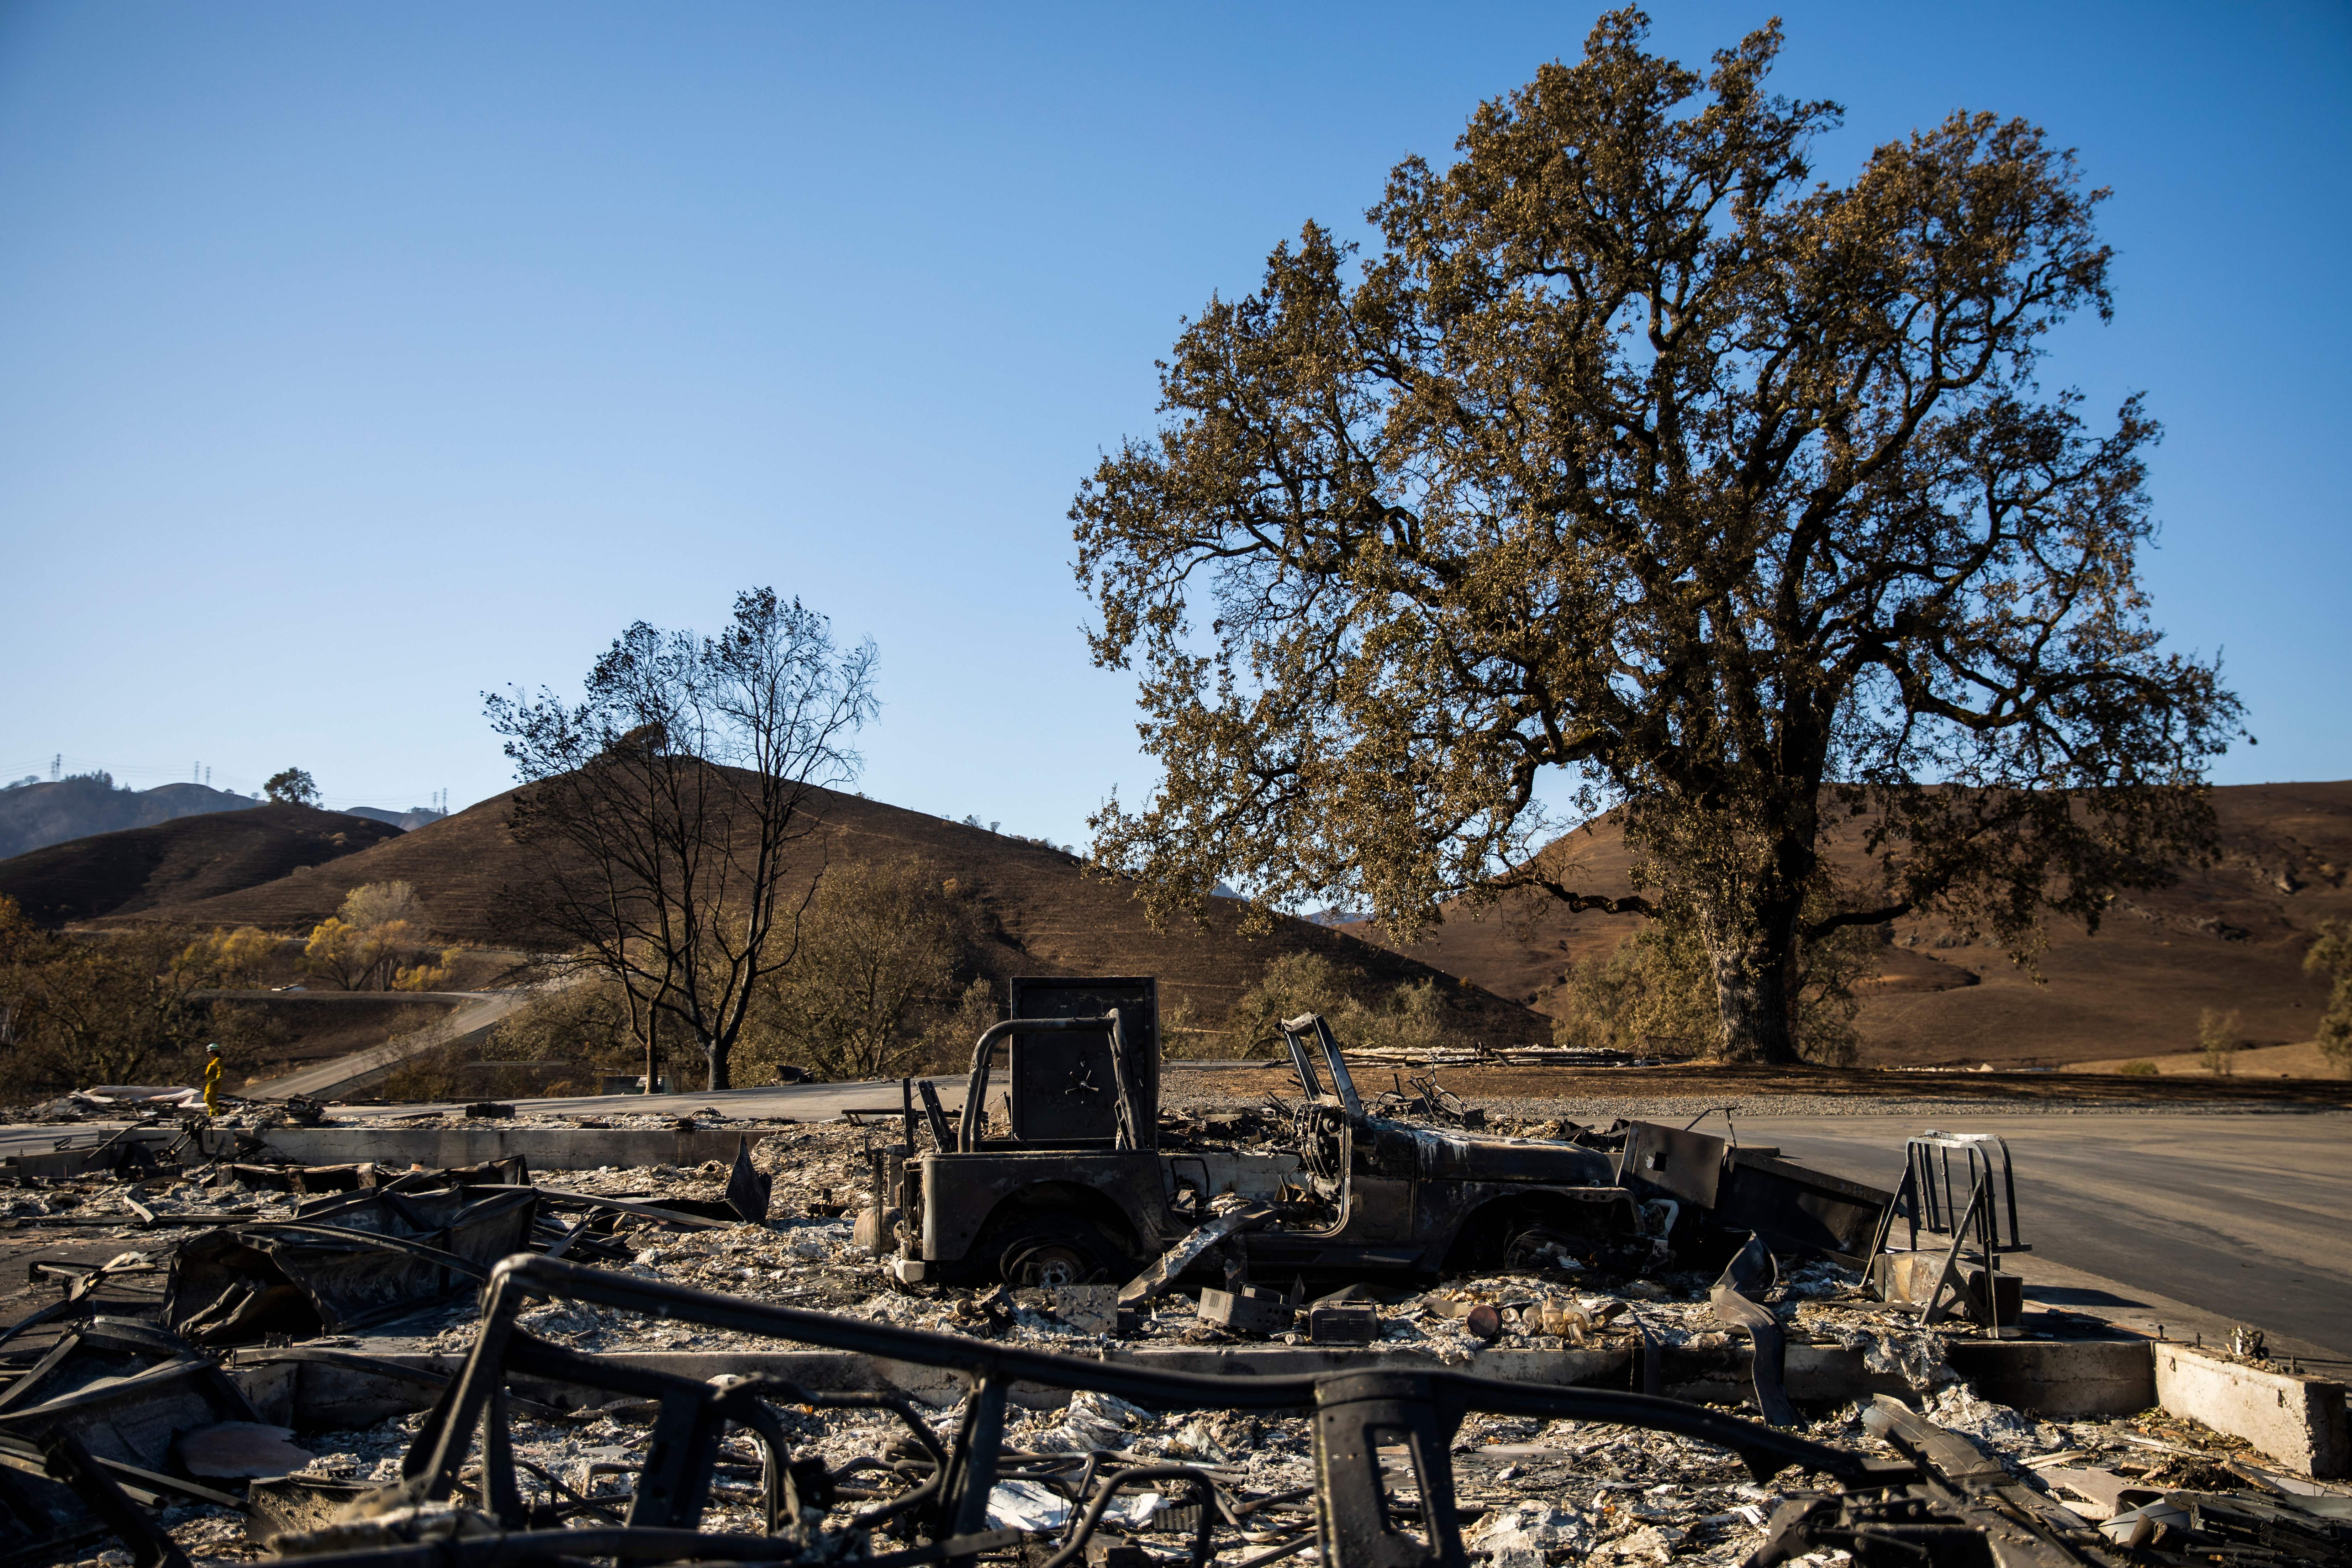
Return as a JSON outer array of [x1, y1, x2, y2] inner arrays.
[[1343, 1176, 1414, 1242], [1617, 1123, 1729, 1206], [1005, 977, 1159, 1146]]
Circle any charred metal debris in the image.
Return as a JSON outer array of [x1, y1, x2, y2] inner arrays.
[[9, 1253, 2345, 1568], [0, 977, 2344, 1567]]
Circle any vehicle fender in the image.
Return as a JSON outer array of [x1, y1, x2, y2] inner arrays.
[[915, 1151, 1171, 1263]]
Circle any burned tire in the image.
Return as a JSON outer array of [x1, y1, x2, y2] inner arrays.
[[1502, 1225, 1596, 1272], [1443, 1194, 1625, 1274], [983, 1216, 1124, 1288]]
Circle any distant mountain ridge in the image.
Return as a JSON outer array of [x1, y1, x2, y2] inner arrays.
[[0, 777, 261, 861], [0, 804, 402, 925], [0, 776, 445, 860]]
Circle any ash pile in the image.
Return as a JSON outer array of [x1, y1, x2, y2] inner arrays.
[[0, 980, 2345, 1568]]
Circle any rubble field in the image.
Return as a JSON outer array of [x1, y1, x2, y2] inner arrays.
[[1, 1099, 2346, 1568]]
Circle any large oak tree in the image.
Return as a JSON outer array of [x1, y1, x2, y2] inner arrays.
[[1072, 12, 2240, 1063]]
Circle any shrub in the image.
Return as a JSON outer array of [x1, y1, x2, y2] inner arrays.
[[2305, 920, 2352, 1075], [1219, 950, 1457, 1061], [2197, 1007, 2240, 1077], [741, 860, 990, 1082]]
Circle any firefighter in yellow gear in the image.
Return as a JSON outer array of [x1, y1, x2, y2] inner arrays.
[[202, 1043, 224, 1116]]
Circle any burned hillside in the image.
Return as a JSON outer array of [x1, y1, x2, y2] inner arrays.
[[90, 783, 1552, 1048], [1340, 782, 2352, 1069]]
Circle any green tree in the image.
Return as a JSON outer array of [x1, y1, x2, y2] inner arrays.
[[2304, 920, 2352, 1074], [299, 918, 373, 991], [2197, 1006, 2240, 1077], [1223, 949, 1456, 1060], [1072, 11, 2240, 1063], [340, 881, 423, 930], [311, 882, 439, 990], [743, 860, 983, 1082], [391, 949, 461, 991], [1554, 892, 1879, 1065], [185, 926, 279, 989], [264, 768, 320, 807], [1550, 925, 1722, 1060], [925, 977, 1003, 1075], [0, 899, 262, 1095]]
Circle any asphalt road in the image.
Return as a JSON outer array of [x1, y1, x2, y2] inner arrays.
[[239, 989, 538, 1099], [1729, 1111, 2352, 1363]]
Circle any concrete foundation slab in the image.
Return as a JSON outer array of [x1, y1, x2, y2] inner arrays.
[[1665, 1343, 1937, 1414], [255, 1126, 781, 1172], [1945, 1339, 2157, 1419], [2153, 1341, 2349, 1478]]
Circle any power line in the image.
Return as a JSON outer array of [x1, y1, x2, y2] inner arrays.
[[3, 751, 463, 810]]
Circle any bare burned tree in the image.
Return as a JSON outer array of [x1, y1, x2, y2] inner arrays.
[[1073, 11, 2242, 1063], [486, 589, 878, 1091]]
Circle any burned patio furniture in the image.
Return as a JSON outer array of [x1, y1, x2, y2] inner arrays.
[[1868, 1132, 2031, 1332]]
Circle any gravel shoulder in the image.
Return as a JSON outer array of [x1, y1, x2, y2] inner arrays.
[[1162, 1060, 2352, 1120]]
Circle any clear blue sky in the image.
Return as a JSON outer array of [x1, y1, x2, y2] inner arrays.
[[4, 2, 2345, 835]]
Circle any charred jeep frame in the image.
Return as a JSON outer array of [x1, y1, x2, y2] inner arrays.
[[860, 977, 1889, 1291]]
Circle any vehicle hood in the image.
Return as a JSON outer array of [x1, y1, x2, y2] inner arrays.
[[1379, 1120, 1619, 1186]]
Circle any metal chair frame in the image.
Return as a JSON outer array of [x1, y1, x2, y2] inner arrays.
[[1868, 1132, 2030, 1332]]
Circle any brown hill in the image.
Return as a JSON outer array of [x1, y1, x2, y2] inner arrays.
[[0, 805, 402, 926], [115, 786, 1551, 1046], [1338, 782, 2352, 1068]]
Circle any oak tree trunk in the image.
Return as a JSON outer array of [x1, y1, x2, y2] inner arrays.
[[703, 1035, 731, 1093], [1704, 898, 1804, 1065]]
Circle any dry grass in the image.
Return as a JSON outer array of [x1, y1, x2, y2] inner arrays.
[[2072, 1039, 2345, 1079]]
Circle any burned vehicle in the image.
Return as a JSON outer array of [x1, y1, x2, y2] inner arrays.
[[859, 977, 1889, 1291]]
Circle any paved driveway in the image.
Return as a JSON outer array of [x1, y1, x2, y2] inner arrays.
[[1729, 1111, 2352, 1362]]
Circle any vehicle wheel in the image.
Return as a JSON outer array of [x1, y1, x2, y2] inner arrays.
[[1503, 1225, 1594, 1272], [985, 1216, 1124, 1288]]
